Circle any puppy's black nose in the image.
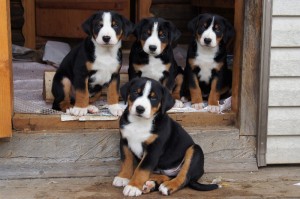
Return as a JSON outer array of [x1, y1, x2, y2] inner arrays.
[[136, 105, 145, 114], [204, 38, 212, 45], [102, 36, 111, 43], [149, 45, 157, 52]]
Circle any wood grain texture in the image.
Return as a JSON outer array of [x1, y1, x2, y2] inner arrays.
[[271, 17, 300, 47], [239, 0, 262, 135], [136, 0, 152, 22], [21, 0, 36, 49], [13, 112, 236, 131], [269, 78, 300, 106], [273, 0, 300, 16], [268, 107, 300, 136], [266, 136, 300, 164], [270, 48, 300, 77], [0, 0, 13, 138]]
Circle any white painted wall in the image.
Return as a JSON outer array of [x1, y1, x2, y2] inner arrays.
[[267, 0, 300, 164]]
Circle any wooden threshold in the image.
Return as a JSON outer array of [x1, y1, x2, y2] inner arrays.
[[13, 112, 236, 131]]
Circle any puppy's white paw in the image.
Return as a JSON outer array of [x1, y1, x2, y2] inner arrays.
[[173, 99, 184, 108], [123, 185, 142, 196], [87, 105, 99, 114], [112, 176, 129, 187], [108, 104, 124, 116], [66, 106, 88, 116], [191, 103, 204, 110], [158, 184, 169, 196], [181, 96, 188, 103], [142, 181, 156, 193], [207, 105, 220, 113]]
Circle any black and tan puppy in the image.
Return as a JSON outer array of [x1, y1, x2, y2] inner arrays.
[[183, 13, 234, 113], [128, 17, 184, 108], [51, 11, 134, 116], [112, 77, 219, 196]]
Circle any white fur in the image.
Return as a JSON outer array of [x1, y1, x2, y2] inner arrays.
[[194, 42, 219, 84], [87, 105, 99, 114], [112, 176, 129, 187], [158, 184, 169, 196], [95, 12, 119, 45], [130, 81, 152, 119], [191, 102, 204, 110], [121, 113, 153, 159], [123, 185, 142, 197], [108, 103, 124, 116], [207, 105, 220, 113], [140, 56, 166, 81], [200, 17, 217, 47], [143, 22, 162, 55], [173, 99, 184, 108], [67, 106, 88, 116], [90, 38, 121, 87]]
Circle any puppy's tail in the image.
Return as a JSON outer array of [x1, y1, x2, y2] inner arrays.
[[188, 181, 220, 191]]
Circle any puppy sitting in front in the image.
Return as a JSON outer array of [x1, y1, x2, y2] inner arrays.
[[183, 13, 235, 113], [113, 77, 219, 196], [51, 11, 133, 116]]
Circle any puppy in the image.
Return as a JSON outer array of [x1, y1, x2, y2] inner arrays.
[[51, 11, 134, 116], [112, 77, 219, 196], [183, 13, 234, 113], [128, 17, 184, 108]]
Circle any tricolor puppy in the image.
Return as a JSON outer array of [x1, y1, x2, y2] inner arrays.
[[183, 13, 234, 112], [51, 11, 134, 116], [112, 77, 219, 196], [128, 17, 184, 108]]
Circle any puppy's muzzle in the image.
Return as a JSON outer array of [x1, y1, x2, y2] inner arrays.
[[149, 45, 157, 53], [204, 38, 212, 45]]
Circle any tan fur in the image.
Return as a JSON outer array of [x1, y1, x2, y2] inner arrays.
[[107, 78, 119, 105], [74, 78, 89, 108], [59, 77, 72, 111], [118, 145, 135, 179]]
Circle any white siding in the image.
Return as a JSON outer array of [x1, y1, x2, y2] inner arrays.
[[270, 48, 300, 77], [266, 136, 300, 164], [267, 0, 300, 164]]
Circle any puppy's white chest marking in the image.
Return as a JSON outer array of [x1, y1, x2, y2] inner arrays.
[[194, 43, 219, 84], [140, 56, 166, 81], [121, 115, 153, 158], [90, 40, 120, 86]]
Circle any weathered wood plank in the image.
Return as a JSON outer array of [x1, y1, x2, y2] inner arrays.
[[270, 48, 300, 77], [21, 0, 36, 49], [268, 107, 300, 135], [13, 112, 236, 131], [271, 17, 300, 47], [239, 0, 262, 135], [269, 78, 300, 106], [266, 135, 300, 164], [0, 0, 13, 138], [273, 0, 300, 16]]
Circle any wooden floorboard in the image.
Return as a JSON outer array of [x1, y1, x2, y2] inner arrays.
[[13, 112, 236, 131]]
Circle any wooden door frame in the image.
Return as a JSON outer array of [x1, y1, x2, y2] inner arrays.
[[0, 0, 13, 138]]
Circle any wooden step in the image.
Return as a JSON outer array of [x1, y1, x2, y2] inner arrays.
[[0, 127, 257, 180]]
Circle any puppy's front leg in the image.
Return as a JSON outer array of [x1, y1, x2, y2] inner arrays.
[[107, 73, 123, 116], [190, 73, 204, 110], [67, 78, 89, 116], [113, 139, 134, 187], [123, 135, 161, 196], [207, 78, 221, 113]]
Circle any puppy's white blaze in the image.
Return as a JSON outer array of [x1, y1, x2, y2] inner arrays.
[[143, 22, 162, 55], [130, 81, 152, 118], [96, 12, 118, 45], [200, 17, 217, 47]]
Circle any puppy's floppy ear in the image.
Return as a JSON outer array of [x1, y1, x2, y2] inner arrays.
[[161, 87, 175, 114], [133, 18, 148, 40], [164, 20, 181, 44], [188, 14, 203, 34], [222, 18, 235, 45], [120, 81, 131, 104], [119, 14, 135, 38], [82, 13, 98, 36]]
